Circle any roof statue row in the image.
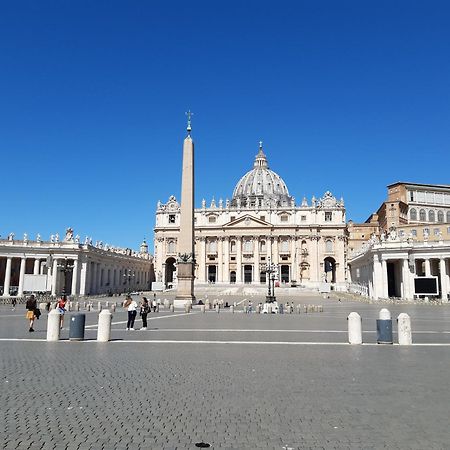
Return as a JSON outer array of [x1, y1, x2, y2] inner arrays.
[[157, 142, 344, 212]]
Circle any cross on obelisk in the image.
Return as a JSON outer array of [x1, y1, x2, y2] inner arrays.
[[175, 111, 196, 303]]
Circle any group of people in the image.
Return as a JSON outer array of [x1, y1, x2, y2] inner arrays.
[[124, 294, 159, 331]]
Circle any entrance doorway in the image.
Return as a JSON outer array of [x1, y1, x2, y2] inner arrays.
[[387, 261, 401, 297], [244, 265, 252, 284], [324, 257, 336, 283], [280, 265, 290, 283], [165, 257, 176, 287], [207, 265, 217, 283], [260, 271, 266, 283], [230, 271, 236, 284]]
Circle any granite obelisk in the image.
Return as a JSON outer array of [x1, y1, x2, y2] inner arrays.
[[175, 111, 196, 303]]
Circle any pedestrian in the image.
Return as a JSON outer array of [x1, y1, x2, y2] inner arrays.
[[152, 297, 157, 313], [11, 298, 17, 311], [140, 297, 150, 330], [248, 300, 253, 313], [57, 295, 67, 329], [25, 295, 37, 332], [124, 295, 138, 330]]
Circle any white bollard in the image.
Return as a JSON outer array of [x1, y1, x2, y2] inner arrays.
[[379, 308, 391, 320], [68, 301, 73, 311], [200, 305, 205, 313], [111, 304, 116, 313], [397, 313, 412, 345], [97, 301, 102, 312], [47, 309, 61, 342], [105, 301, 109, 307], [76, 302, 80, 311], [97, 309, 112, 342], [170, 304, 174, 313], [216, 304, 220, 313], [230, 305, 234, 314], [348, 312, 362, 344]]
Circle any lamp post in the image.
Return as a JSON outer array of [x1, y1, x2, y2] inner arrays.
[[57, 257, 75, 297], [263, 256, 278, 303], [123, 269, 135, 294]]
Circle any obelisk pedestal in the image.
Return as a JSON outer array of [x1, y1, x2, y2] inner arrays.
[[174, 114, 196, 305]]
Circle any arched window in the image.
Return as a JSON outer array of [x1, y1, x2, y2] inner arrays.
[[410, 208, 417, 221], [260, 240, 266, 252], [280, 239, 289, 252], [437, 211, 444, 222], [325, 240, 333, 253], [230, 240, 236, 253], [419, 209, 426, 221], [243, 239, 252, 252], [167, 241, 176, 253], [429, 210, 435, 222], [447, 211, 450, 223], [208, 239, 217, 253]]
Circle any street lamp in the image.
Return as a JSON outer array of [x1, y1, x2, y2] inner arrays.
[[123, 269, 135, 294], [57, 257, 75, 297], [263, 256, 278, 303]]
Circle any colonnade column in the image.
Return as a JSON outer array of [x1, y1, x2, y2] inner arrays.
[[3, 257, 12, 296], [71, 259, 79, 296], [236, 237, 242, 283], [18, 257, 26, 296], [79, 259, 88, 296], [381, 259, 388, 299], [253, 237, 260, 283], [440, 258, 449, 302], [33, 259, 40, 275], [402, 258, 412, 300], [424, 259, 431, 276], [372, 255, 382, 300], [290, 237, 297, 282], [223, 237, 230, 282], [217, 238, 223, 282], [51, 258, 58, 296]]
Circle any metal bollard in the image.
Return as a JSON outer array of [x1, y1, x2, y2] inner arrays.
[[111, 304, 116, 313], [348, 312, 362, 344], [69, 314, 86, 341], [97, 309, 112, 342], [97, 301, 102, 312], [230, 305, 234, 314], [200, 305, 205, 313], [47, 309, 61, 342], [377, 308, 393, 344], [397, 313, 412, 345]]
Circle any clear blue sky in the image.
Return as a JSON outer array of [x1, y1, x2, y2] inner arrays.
[[1, 1, 449, 250]]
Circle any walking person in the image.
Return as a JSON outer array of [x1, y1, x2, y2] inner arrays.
[[11, 298, 17, 311], [124, 295, 138, 330], [140, 297, 150, 330], [25, 295, 37, 332], [152, 297, 157, 313], [57, 295, 67, 329]]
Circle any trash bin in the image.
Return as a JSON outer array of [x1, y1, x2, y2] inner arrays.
[[376, 319, 393, 344], [69, 314, 86, 341]]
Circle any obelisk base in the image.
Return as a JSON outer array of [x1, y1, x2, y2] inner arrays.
[[174, 261, 196, 305]]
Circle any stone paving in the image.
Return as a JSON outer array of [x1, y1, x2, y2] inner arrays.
[[2, 292, 450, 449]]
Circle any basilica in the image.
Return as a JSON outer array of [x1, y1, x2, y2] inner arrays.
[[154, 142, 347, 289]]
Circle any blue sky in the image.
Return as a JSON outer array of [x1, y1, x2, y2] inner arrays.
[[1, 1, 449, 250]]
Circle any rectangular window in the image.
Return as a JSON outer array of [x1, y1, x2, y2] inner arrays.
[[230, 256, 236, 261], [281, 256, 288, 261], [434, 228, 440, 236], [280, 215, 288, 222], [260, 216, 265, 221], [412, 229, 417, 237], [261, 257, 266, 261], [447, 226, 450, 234], [208, 216, 216, 223], [230, 216, 235, 222], [301, 215, 306, 221], [168, 215, 176, 223], [399, 230, 405, 237], [325, 211, 332, 222]]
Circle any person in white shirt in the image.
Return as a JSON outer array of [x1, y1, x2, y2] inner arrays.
[[124, 295, 138, 330]]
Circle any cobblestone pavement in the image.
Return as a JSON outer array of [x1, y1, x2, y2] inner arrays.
[[2, 293, 450, 449]]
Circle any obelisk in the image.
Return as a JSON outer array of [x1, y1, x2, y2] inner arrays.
[[175, 111, 196, 304]]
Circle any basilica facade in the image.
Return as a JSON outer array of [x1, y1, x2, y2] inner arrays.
[[154, 143, 347, 289]]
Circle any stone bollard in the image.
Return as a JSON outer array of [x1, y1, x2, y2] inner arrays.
[[47, 309, 61, 342], [97, 301, 102, 312], [97, 309, 113, 342], [347, 312, 362, 344], [256, 304, 261, 314], [200, 305, 205, 313], [215, 304, 220, 313], [68, 301, 73, 311], [397, 313, 412, 345], [319, 305, 323, 313], [111, 304, 116, 313], [83, 301, 86, 309], [297, 305, 302, 314], [105, 301, 109, 307], [170, 304, 174, 313], [164, 299, 170, 309], [304, 305, 308, 313], [230, 305, 234, 314], [377, 308, 393, 344], [184, 303, 190, 313], [75, 302, 80, 311]]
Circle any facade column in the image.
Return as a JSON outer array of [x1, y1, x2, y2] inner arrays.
[[290, 237, 297, 282], [79, 259, 88, 296], [18, 257, 26, 296], [3, 257, 12, 296], [372, 255, 382, 300], [381, 259, 389, 299], [91, 262, 97, 294], [71, 259, 79, 296], [217, 237, 223, 282], [273, 237, 279, 266], [440, 258, 449, 302], [236, 237, 242, 283], [401, 258, 413, 300], [33, 259, 40, 275], [223, 237, 230, 282], [51, 258, 58, 296], [424, 259, 431, 276], [253, 237, 260, 283]]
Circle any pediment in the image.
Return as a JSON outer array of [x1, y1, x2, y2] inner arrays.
[[224, 214, 272, 228]]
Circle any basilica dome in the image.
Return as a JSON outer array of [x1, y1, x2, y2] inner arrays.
[[232, 143, 293, 208]]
